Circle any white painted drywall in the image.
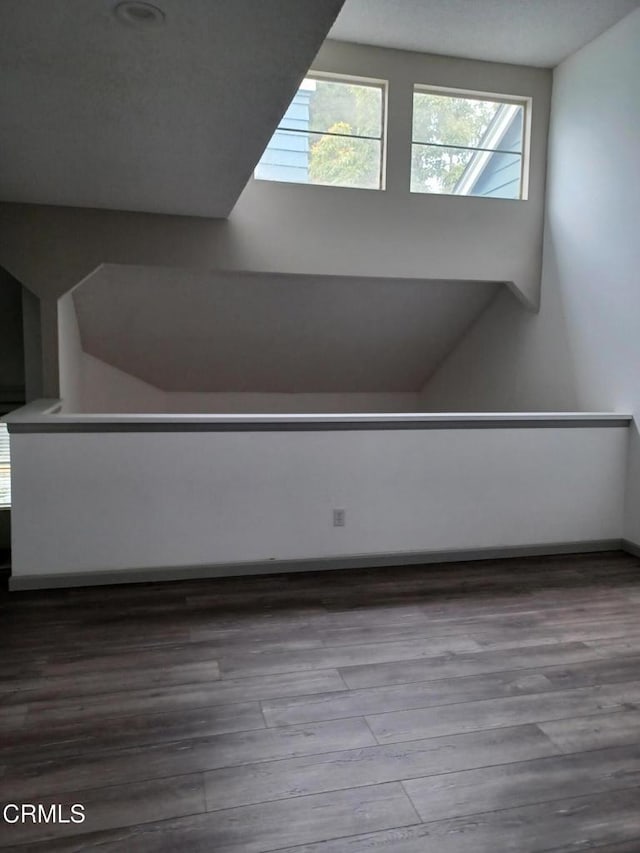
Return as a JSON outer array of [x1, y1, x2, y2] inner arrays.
[[59, 265, 489, 413], [0, 0, 343, 217], [163, 392, 422, 414], [59, 325, 424, 413], [69, 353, 423, 413], [626, 431, 640, 544], [73, 266, 499, 394], [330, 0, 640, 67], [0, 40, 551, 395], [57, 288, 428, 413], [80, 353, 165, 414], [545, 10, 640, 544], [230, 40, 551, 310], [418, 283, 580, 412], [9, 426, 627, 578], [58, 296, 165, 414], [420, 8, 640, 541], [57, 293, 83, 413]]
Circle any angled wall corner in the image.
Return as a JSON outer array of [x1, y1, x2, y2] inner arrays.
[[58, 288, 165, 415], [505, 277, 540, 313], [57, 292, 83, 413], [225, 39, 550, 298], [1, 37, 551, 401], [421, 4, 640, 434], [418, 278, 579, 413], [61, 264, 502, 414], [0, 0, 345, 218]]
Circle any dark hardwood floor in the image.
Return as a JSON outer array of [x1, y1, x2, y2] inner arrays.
[[1, 550, 640, 851]]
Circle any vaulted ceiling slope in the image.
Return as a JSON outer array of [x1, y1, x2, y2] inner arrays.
[[0, 0, 343, 217], [73, 266, 500, 393], [331, 0, 640, 67]]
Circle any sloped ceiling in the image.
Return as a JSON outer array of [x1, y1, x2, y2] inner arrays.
[[73, 265, 500, 393], [0, 0, 343, 217], [330, 0, 640, 67]]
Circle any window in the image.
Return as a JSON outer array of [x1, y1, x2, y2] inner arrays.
[[0, 423, 10, 508], [255, 75, 386, 190], [411, 86, 529, 199]]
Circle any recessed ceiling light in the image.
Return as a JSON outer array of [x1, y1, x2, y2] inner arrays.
[[114, 1, 165, 27]]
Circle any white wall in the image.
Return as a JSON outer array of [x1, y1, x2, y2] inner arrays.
[[59, 297, 164, 414], [57, 293, 83, 413], [9, 426, 627, 579], [545, 10, 640, 544], [59, 306, 164, 414], [229, 40, 551, 310], [0, 41, 551, 396], [420, 8, 640, 541], [68, 362, 423, 414], [61, 340, 423, 414], [57, 292, 426, 415], [418, 283, 580, 412], [81, 353, 165, 414], [626, 432, 640, 544], [164, 392, 422, 414]]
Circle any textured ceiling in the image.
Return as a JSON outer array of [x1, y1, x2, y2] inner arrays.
[[73, 265, 500, 393], [0, 0, 343, 217], [330, 0, 640, 67]]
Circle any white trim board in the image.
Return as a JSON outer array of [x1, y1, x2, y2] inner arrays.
[[8, 539, 626, 590]]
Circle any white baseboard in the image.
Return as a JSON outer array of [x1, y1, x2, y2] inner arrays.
[[8, 539, 626, 590], [622, 538, 640, 558]]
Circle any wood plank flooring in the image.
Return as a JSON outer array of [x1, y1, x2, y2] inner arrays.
[[1, 550, 640, 851]]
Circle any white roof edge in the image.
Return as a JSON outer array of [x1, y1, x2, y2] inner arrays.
[[454, 103, 520, 196]]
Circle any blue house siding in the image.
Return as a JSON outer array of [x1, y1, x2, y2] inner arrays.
[[471, 119, 522, 199], [255, 90, 312, 184]]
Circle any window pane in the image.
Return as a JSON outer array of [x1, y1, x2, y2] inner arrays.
[[303, 79, 382, 139], [470, 151, 523, 199], [257, 129, 381, 189], [413, 92, 501, 148], [256, 76, 385, 189], [309, 133, 381, 189], [413, 92, 523, 154], [498, 108, 524, 154], [411, 143, 522, 198], [411, 89, 525, 198], [411, 144, 475, 194]]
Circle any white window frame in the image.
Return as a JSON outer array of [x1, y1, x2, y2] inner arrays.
[[411, 84, 532, 200], [255, 71, 389, 191]]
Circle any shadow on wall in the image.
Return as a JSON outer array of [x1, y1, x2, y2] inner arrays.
[[0, 266, 42, 563], [419, 231, 581, 413], [58, 266, 501, 415], [0, 510, 10, 555], [0, 265, 42, 414]]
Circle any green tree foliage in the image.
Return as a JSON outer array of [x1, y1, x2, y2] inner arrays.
[[307, 82, 381, 188], [411, 94, 497, 193], [309, 121, 379, 188], [305, 82, 499, 193]]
